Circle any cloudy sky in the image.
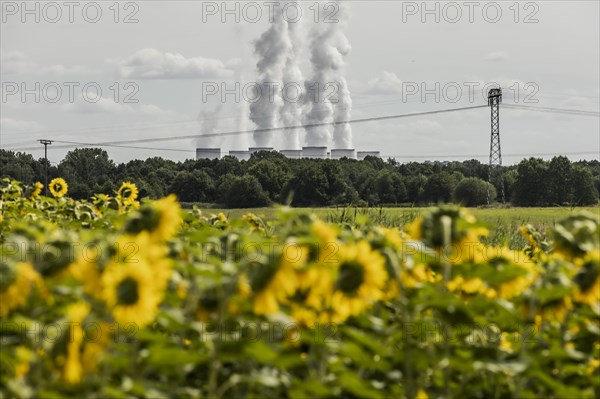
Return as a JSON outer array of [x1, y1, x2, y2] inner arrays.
[[1, 0, 599, 165]]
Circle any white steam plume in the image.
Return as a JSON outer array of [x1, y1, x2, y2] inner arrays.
[[250, 2, 291, 148], [303, 0, 353, 148], [196, 105, 222, 148], [280, 2, 305, 150]]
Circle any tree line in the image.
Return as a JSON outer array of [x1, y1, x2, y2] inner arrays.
[[1, 148, 598, 208]]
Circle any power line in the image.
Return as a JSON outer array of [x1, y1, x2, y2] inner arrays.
[[3, 142, 194, 153], [0, 95, 437, 139], [382, 151, 599, 159], [3, 104, 598, 153], [503, 104, 600, 117], [5, 105, 488, 151]]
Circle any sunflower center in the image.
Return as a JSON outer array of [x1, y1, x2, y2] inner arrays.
[[121, 188, 132, 199], [53, 183, 62, 192], [124, 206, 161, 235], [116, 277, 140, 306], [574, 261, 600, 293], [199, 287, 220, 311], [248, 261, 278, 293], [336, 260, 365, 295], [290, 288, 310, 303]]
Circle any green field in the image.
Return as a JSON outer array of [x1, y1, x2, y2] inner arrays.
[[207, 206, 599, 227], [205, 206, 599, 247]]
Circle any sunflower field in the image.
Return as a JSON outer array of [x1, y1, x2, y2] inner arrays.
[[0, 178, 599, 399]]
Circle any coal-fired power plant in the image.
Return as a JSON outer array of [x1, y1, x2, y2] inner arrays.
[[196, 147, 380, 161], [195, 1, 380, 161]]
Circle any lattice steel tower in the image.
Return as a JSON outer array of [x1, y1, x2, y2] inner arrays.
[[487, 88, 505, 204]]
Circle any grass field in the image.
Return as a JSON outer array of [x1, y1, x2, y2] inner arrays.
[[207, 206, 600, 227], [207, 206, 600, 247]]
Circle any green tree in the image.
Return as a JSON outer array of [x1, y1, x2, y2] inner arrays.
[[247, 160, 288, 202], [59, 148, 116, 198], [405, 174, 427, 204], [547, 156, 574, 205], [284, 163, 329, 206], [422, 172, 456, 203], [374, 170, 407, 204], [454, 177, 496, 206], [218, 175, 269, 208], [169, 169, 215, 202], [571, 166, 598, 205], [512, 158, 550, 206]]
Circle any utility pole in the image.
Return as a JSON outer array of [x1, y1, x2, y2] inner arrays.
[[487, 88, 505, 204], [39, 140, 53, 196]]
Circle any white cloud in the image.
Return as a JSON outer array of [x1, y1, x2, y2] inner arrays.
[[112, 48, 235, 79], [484, 51, 510, 61], [0, 51, 96, 76], [0, 51, 35, 74], [365, 71, 404, 94]]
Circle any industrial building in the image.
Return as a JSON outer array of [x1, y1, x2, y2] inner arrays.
[[196, 148, 222, 160], [196, 147, 380, 161], [331, 149, 356, 159]]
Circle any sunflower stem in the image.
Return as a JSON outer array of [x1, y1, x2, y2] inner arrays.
[[440, 215, 452, 399]]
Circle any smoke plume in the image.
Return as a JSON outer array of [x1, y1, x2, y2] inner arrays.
[[280, 2, 305, 150], [303, 0, 353, 148], [249, 2, 291, 148], [196, 105, 222, 148]]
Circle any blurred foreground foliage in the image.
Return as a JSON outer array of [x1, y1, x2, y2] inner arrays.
[[0, 178, 599, 399]]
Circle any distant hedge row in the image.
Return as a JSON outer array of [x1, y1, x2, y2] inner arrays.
[[2, 149, 598, 207]]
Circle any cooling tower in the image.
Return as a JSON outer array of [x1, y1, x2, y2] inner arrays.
[[331, 149, 356, 160], [229, 150, 251, 161], [280, 149, 303, 159], [196, 148, 221, 160], [357, 151, 381, 160], [302, 146, 328, 159]]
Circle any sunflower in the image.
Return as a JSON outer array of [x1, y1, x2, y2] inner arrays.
[[81, 321, 111, 374], [447, 275, 496, 298], [311, 220, 339, 246], [376, 226, 404, 250], [491, 247, 538, 299], [401, 262, 437, 289], [64, 302, 89, 384], [123, 195, 181, 242], [249, 251, 302, 316], [288, 253, 334, 326], [115, 232, 173, 288], [101, 260, 164, 328], [117, 181, 139, 205], [69, 256, 103, 300], [29, 182, 43, 200], [49, 177, 68, 198], [0, 261, 45, 317], [14, 346, 33, 379], [406, 208, 488, 254], [573, 252, 600, 309], [539, 296, 573, 324], [242, 212, 265, 232], [329, 241, 387, 323]]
